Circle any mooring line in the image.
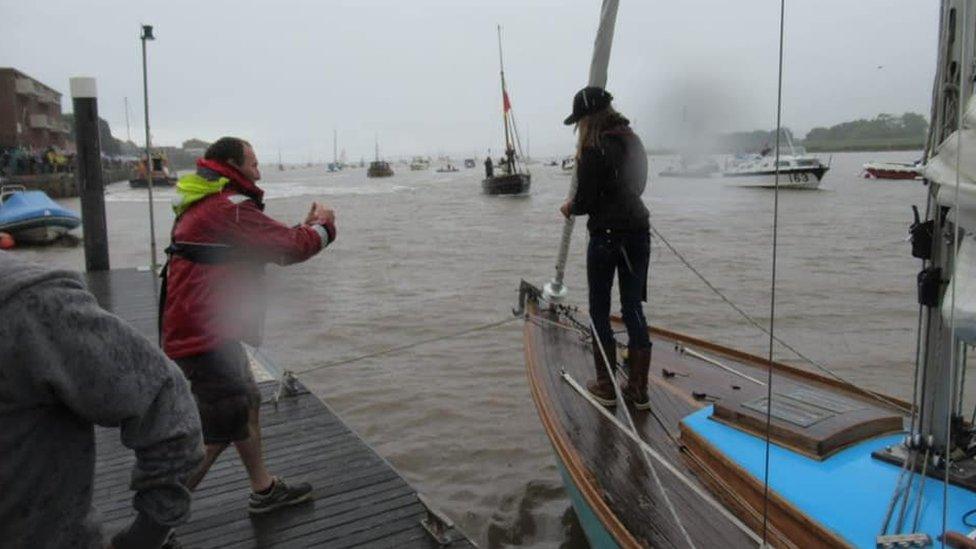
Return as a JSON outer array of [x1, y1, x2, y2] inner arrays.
[[293, 316, 519, 375]]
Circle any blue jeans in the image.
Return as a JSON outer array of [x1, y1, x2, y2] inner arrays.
[[587, 230, 651, 352]]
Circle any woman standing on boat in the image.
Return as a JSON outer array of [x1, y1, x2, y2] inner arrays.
[[559, 87, 651, 409]]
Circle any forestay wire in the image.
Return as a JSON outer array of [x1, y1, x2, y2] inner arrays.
[[650, 222, 909, 413], [761, 0, 788, 543]]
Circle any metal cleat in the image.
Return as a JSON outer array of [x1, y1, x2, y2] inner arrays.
[[418, 493, 461, 546], [272, 370, 301, 411]]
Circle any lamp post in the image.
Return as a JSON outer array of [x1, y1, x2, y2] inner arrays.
[[140, 24, 158, 271]]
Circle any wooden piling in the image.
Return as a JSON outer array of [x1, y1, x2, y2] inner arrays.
[[70, 77, 109, 272]]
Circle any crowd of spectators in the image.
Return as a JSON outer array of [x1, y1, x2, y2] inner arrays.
[[0, 146, 133, 178]]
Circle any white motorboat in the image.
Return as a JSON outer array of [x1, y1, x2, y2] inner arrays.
[[723, 141, 829, 189]]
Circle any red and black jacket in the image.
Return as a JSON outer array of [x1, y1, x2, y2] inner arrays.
[[161, 159, 333, 359]]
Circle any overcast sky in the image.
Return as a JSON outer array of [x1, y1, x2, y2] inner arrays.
[[1, 1, 938, 162]]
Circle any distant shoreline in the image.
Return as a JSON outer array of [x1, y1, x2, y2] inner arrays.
[[648, 142, 924, 156], [802, 138, 923, 153]]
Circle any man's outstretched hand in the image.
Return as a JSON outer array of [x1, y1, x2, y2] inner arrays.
[[305, 202, 335, 227]]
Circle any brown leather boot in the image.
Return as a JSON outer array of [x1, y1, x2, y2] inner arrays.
[[586, 338, 617, 407], [623, 346, 651, 410]]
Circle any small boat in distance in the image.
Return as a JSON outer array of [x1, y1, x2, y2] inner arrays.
[[436, 163, 459, 173], [410, 156, 430, 171], [129, 154, 176, 188], [560, 156, 575, 171], [463, 158, 476, 169], [366, 136, 394, 178], [722, 135, 829, 189], [659, 156, 720, 178], [327, 129, 343, 172], [0, 185, 80, 244], [483, 26, 530, 196], [862, 160, 921, 180], [367, 160, 394, 178]]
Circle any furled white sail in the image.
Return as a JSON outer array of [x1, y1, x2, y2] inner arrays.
[[925, 92, 976, 340], [924, 93, 976, 227]]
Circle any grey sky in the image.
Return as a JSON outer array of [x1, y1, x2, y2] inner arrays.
[[1, 1, 937, 162]]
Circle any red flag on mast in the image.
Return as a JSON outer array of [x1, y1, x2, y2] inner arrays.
[[503, 91, 511, 112]]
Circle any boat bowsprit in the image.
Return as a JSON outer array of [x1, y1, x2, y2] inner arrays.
[[0, 187, 81, 244]]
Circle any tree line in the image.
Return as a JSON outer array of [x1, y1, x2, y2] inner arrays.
[[712, 112, 928, 153]]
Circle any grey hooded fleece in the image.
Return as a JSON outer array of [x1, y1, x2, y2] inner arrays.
[[0, 252, 204, 548]]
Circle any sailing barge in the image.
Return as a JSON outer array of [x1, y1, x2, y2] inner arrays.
[[483, 25, 530, 196]]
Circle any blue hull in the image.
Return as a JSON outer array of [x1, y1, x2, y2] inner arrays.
[[554, 459, 620, 549], [0, 190, 80, 236]]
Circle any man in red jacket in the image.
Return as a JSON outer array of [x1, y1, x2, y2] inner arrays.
[[161, 137, 335, 515]]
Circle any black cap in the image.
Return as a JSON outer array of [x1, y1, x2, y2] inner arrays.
[[564, 87, 613, 125]]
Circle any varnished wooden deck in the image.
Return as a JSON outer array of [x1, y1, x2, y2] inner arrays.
[[523, 294, 911, 548], [86, 268, 473, 548]]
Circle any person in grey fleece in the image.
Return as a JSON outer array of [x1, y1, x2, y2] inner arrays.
[[0, 251, 204, 548]]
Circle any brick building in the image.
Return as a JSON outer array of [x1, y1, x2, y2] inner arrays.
[[0, 68, 70, 150]]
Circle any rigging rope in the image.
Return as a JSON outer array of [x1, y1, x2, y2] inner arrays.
[[589, 319, 697, 548], [650, 223, 908, 413], [291, 316, 518, 376], [760, 0, 788, 543]]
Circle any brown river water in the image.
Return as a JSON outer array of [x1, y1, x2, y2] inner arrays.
[[16, 150, 972, 547]]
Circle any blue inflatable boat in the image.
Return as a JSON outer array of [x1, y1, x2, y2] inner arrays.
[[0, 186, 81, 243]]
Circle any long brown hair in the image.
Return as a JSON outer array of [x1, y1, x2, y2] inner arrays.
[[575, 106, 622, 157]]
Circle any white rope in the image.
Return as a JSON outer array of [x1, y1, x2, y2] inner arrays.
[[676, 345, 766, 387], [293, 316, 518, 375], [562, 370, 762, 546], [589, 319, 698, 548]]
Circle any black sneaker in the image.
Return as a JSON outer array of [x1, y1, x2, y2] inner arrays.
[[248, 476, 313, 514]]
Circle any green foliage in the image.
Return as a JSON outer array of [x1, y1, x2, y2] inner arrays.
[[804, 112, 927, 142]]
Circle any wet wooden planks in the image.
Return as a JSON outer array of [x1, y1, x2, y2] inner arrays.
[[524, 299, 910, 547], [86, 268, 473, 548], [524, 310, 757, 547]]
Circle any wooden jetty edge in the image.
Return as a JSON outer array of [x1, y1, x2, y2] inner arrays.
[[87, 268, 475, 548]]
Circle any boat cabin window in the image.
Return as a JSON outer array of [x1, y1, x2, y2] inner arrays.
[[796, 159, 818, 166], [152, 158, 164, 171]]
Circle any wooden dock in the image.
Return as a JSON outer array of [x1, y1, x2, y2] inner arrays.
[[86, 268, 473, 548]]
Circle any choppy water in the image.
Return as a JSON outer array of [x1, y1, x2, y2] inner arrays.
[[18, 150, 971, 547]]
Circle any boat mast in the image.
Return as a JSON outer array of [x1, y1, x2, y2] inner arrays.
[[333, 129, 338, 166], [917, 0, 976, 455], [543, 0, 620, 302], [497, 25, 514, 172], [374, 133, 379, 162]]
